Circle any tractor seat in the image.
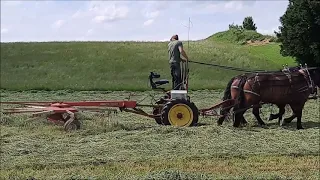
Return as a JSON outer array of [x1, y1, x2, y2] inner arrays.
[[155, 79, 169, 86]]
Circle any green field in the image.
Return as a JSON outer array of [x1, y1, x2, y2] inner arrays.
[[0, 30, 296, 91], [1, 90, 319, 179], [1, 30, 318, 179]]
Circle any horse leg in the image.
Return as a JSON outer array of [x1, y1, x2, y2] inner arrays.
[[268, 104, 285, 121], [277, 105, 286, 126], [284, 103, 304, 129], [233, 106, 247, 127], [283, 113, 297, 124], [268, 113, 279, 121], [252, 106, 266, 127], [217, 107, 232, 126], [240, 115, 248, 126]]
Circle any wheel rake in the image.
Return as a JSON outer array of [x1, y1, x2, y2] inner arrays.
[[0, 62, 241, 132], [1, 101, 119, 132]]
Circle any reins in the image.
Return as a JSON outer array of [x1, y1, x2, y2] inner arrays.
[[188, 60, 275, 73]]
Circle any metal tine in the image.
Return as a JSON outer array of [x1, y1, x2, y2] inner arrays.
[[32, 110, 54, 116]]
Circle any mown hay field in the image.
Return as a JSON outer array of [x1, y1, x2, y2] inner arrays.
[[1, 90, 319, 179]]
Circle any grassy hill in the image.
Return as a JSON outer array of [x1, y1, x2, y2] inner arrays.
[[207, 29, 277, 44], [0, 30, 296, 91]]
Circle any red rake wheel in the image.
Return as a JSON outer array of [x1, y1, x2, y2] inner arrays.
[[63, 111, 81, 132], [46, 112, 80, 131]]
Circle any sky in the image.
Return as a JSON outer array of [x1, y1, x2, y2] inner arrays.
[[0, 0, 290, 42]]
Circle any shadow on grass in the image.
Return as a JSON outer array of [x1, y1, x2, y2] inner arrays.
[[195, 122, 210, 126], [265, 121, 320, 130], [217, 120, 320, 132]]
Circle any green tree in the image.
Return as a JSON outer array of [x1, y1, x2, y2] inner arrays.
[[275, 0, 320, 67], [229, 22, 243, 30], [242, 16, 257, 31]]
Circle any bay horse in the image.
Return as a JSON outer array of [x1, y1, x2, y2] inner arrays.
[[218, 73, 272, 127], [218, 66, 319, 128], [232, 67, 320, 129]]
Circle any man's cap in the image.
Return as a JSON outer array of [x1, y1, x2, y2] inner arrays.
[[170, 34, 179, 41]]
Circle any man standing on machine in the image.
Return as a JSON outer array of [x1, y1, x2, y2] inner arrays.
[[168, 34, 189, 90]]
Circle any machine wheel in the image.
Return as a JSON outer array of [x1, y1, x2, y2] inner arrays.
[[63, 114, 81, 131], [152, 107, 163, 125], [161, 99, 199, 127]]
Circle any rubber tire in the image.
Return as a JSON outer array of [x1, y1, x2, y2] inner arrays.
[[152, 107, 163, 125], [161, 99, 199, 127]]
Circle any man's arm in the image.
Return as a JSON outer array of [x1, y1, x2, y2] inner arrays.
[[178, 42, 189, 61]]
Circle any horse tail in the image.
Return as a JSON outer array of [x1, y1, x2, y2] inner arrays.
[[222, 76, 236, 100]]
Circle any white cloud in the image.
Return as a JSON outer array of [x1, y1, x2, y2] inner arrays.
[[86, 29, 94, 36], [2, 1, 22, 6], [145, 11, 160, 19], [52, 20, 65, 29], [141, 1, 169, 20], [224, 1, 243, 10], [0, 1, 289, 42], [92, 16, 106, 23], [71, 10, 82, 19], [1, 28, 9, 34], [88, 1, 129, 23], [143, 19, 154, 26], [204, 1, 244, 13]]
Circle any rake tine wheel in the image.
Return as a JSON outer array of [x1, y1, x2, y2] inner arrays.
[[63, 110, 80, 132]]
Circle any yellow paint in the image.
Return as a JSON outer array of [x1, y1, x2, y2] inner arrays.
[[168, 103, 193, 127]]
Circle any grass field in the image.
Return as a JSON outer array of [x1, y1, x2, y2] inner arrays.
[[1, 90, 319, 179], [1, 29, 318, 179], [0, 30, 296, 91]]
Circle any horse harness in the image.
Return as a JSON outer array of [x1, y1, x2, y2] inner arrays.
[[231, 67, 315, 97]]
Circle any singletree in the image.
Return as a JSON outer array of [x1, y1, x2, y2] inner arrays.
[[242, 16, 257, 31], [275, 0, 320, 67]]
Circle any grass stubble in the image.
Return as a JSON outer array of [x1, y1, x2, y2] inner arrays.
[[0, 90, 319, 179]]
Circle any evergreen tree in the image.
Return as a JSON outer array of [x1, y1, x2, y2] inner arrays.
[[275, 0, 320, 67], [242, 16, 257, 31]]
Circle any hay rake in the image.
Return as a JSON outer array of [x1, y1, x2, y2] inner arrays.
[[0, 63, 236, 131]]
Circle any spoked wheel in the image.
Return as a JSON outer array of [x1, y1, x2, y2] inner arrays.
[[64, 118, 81, 131], [161, 99, 198, 127], [63, 111, 81, 131]]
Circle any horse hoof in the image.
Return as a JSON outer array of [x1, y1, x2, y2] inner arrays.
[[233, 124, 240, 128], [297, 126, 304, 130]]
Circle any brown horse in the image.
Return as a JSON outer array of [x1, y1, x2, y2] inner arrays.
[[232, 67, 320, 129], [218, 73, 271, 127], [268, 85, 318, 125], [218, 66, 319, 128]]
